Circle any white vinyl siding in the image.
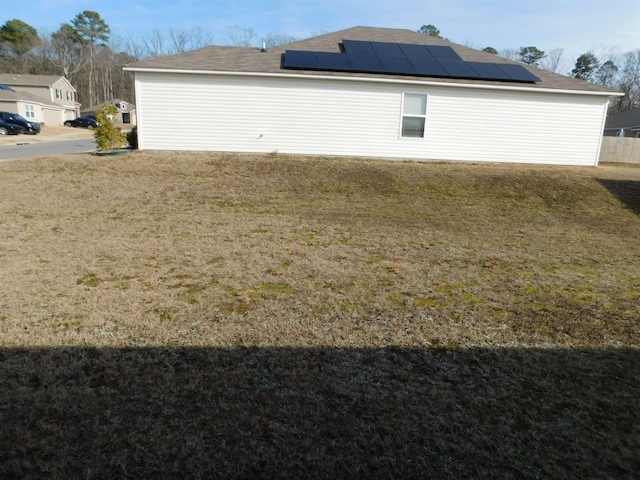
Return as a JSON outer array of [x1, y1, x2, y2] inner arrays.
[[134, 72, 610, 166]]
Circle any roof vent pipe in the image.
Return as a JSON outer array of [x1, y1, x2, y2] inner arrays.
[[261, 42, 267, 52]]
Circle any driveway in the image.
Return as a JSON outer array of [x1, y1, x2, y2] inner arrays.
[[0, 125, 96, 161], [0, 125, 95, 146]]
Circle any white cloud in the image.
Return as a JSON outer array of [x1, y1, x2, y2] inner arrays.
[[133, 5, 149, 14]]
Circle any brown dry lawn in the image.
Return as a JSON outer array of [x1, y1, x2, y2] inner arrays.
[[1, 152, 639, 478]]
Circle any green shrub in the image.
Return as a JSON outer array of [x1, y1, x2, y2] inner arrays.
[[126, 126, 138, 149], [93, 104, 128, 150]]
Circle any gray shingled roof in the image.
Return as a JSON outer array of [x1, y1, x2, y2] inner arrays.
[[0, 89, 60, 107], [126, 26, 619, 95], [0, 74, 68, 88], [604, 108, 640, 130], [81, 98, 136, 113]]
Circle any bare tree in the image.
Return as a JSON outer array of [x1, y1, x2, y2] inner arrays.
[[309, 30, 329, 38], [141, 27, 215, 58], [261, 32, 297, 48], [30, 32, 54, 74], [498, 48, 520, 62], [225, 26, 257, 47], [120, 32, 147, 61], [143, 29, 165, 58], [50, 23, 85, 78], [612, 50, 640, 112], [539, 48, 565, 73], [168, 27, 213, 53]]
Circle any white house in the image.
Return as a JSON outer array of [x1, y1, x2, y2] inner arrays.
[[81, 98, 137, 125], [124, 27, 621, 166]]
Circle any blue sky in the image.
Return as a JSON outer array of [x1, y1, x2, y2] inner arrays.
[[6, 0, 640, 65]]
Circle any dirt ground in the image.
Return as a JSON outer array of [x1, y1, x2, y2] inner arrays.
[[0, 152, 638, 478]]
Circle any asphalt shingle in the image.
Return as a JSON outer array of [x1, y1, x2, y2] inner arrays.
[[126, 26, 619, 95]]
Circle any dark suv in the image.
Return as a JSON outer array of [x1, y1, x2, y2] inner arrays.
[[0, 111, 41, 134]]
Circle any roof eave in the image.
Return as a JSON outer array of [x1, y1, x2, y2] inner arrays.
[[124, 66, 623, 97]]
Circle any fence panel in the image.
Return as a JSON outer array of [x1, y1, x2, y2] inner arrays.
[[599, 137, 640, 164]]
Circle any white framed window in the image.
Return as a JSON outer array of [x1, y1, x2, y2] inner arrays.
[[25, 104, 35, 118], [55, 89, 60, 99], [401, 93, 427, 138], [66, 91, 71, 101]]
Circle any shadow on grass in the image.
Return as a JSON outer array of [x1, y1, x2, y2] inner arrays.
[[1, 347, 638, 479], [599, 179, 640, 215]]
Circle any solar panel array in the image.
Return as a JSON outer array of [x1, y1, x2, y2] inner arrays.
[[283, 39, 540, 83]]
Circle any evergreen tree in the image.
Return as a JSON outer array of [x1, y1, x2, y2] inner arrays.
[[518, 46, 545, 66], [417, 25, 441, 38], [72, 11, 110, 107], [571, 53, 599, 81], [0, 19, 39, 72], [594, 60, 618, 87]]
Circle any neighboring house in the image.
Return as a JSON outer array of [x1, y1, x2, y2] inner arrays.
[[0, 74, 80, 124], [124, 26, 621, 166], [81, 99, 137, 125], [603, 108, 640, 137], [0, 87, 68, 126]]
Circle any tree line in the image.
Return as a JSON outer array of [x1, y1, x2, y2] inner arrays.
[[1, 15, 638, 113], [0, 13, 133, 108], [420, 24, 638, 112], [0, 12, 296, 109]]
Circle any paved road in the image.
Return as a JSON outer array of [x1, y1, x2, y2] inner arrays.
[[0, 138, 95, 162]]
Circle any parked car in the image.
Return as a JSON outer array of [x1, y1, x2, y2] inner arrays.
[[0, 111, 40, 134], [64, 117, 98, 128], [0, 119, 25, 135]]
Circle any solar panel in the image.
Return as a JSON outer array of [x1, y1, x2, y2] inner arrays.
[[466, 62, 512, 81], [370, 41, 404, 57], [342, 39, 376, 55], [378, 55, 416, 75], [283, 50, 318, 69], [495, 64, 540, 83], [317, 52, 352, 71], [425, 46, 462, 61], [348, 54, 384, 73], [438, 60, 482, 79], [399, 43, 434, 58], [283, 40, 540, 84], [0, 84, 15, 91], [409, 57, 449, 77]]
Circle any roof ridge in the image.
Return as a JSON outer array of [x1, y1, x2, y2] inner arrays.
[[125, 26, 619, 95]]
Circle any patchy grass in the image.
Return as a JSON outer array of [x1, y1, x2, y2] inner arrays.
[[0, 153, 639, 478]]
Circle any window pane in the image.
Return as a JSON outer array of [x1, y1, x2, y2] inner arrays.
[[402, 117, 425, 137], [403, 94, 427, 115]]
